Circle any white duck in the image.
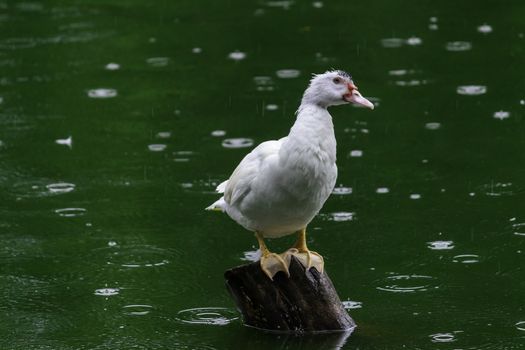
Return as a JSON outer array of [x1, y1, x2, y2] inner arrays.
[[207, 70, 374, 279]]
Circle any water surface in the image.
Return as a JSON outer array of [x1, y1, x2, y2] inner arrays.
[[1, 0, 525, 349]]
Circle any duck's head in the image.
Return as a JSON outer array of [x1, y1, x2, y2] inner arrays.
[[302, 70, 374, 109]]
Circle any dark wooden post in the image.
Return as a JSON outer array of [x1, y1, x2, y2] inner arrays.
[[224, 256, 356, 333]]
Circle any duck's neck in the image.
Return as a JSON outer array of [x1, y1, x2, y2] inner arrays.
[[284, 102, 336, 163]]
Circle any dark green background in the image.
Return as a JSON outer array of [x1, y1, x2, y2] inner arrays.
[[1, 0, 525, 348]]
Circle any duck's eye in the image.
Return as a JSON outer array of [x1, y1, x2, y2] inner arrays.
[[333, 77, 342, 84]]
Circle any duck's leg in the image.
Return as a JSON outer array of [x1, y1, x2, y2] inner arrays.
[[255, 232, 290, 280], [283, 227, 324, 273]]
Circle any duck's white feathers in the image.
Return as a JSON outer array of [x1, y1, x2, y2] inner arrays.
[[208, 104, 337, 238]]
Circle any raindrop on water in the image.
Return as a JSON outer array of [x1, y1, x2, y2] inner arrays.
[[276, 69, 301, 79], [342, 300, 363, 309], [228, 51, 246, 61], [211, 130, 226, 137], [327, 212, 355, 222], [221, 138, 254, 149], [123, 304, 153, 316], [105, 62, 120, 70], [333, 186, 352, 195], [429, 333, 457, 343], [146, 57, 169, 67], [477, 23, 493, 34], [445, 41, 472, 51], [425, 122, 441, 130], [349, 150, 363, 157], [457, 85, 487, 95], [493, 110, 510, 120], [406, 36, 423, 46], [156, 131, 172, 139], [87, 88, 117, 98], [55, 136, 72, 148], [427, 240, 454, 250], [94, 288, 119, 296], [381, 38, 404, 48], [148, 144, 167, 152]]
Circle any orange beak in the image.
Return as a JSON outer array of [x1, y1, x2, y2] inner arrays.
[[344, 82, 374, 109]]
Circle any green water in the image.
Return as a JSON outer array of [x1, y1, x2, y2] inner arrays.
[[2, 0, 525, 348]]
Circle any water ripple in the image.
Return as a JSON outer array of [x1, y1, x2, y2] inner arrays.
[[123, 304, 153, 316], [176, 307, 239, 326], [377, 274, 435, 293], [516, 321, 525, 331], [480, 182, 515, 197], [453, 254, 480, 264], [104, 244, 172, 269], [429, 332, 458, 343], [55, 208, 86, 217], [46, 182, 75, 194], [512, 223, 525, 236]]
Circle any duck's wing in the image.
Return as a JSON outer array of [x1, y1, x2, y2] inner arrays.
[[223, 140, 282, 206]]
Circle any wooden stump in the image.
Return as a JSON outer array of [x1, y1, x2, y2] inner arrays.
[[224, 256, 356, 333]]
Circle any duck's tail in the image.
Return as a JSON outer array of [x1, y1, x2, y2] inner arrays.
[[205, 197, 226, 212]]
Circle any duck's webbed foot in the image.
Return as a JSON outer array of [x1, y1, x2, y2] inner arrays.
[[281, 228, 324, 273], [255, 232, 290, 280]]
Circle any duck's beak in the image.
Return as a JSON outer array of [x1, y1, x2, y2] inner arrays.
[[344, 83, 374, 109]]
